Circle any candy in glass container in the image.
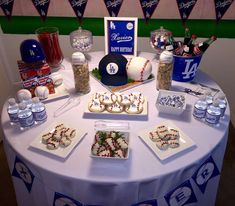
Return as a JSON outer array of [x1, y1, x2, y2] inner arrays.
[[70, 27, 93, 52], [150, 26, 172, 55], [36, 27, 64, 70]]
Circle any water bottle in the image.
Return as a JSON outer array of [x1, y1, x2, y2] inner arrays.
[[23, 95, 33, 109], [216, 93, 227, 118], [31, 97, 47, 124], [204, 91, 213, 105], [7, 98, 19, 125], [193, 95, 208, 120], [205, 100, 221, 126], [18, 102, 34, 130]]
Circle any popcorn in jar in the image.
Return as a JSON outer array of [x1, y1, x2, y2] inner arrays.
[[72, 52, 90, 94]]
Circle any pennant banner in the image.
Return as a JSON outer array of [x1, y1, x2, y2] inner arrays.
[[12, 156, 35, 193], [176, 0, 197, 23], [68, 0, 88, 22], [214, 0, 234, 22], [139, 0, 160, 23], [164, 179, 197, 206], [104, 0, 123, 17], [192, 156, 220, 194], [53, 192, 83, 206], [0, 0, 14, 20], [32, 0, 50, 21]]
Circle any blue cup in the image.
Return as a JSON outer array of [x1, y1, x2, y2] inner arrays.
[[172, 55, 202, 82]]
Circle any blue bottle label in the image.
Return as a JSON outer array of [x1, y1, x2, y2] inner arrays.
[[19, 114, 34, 128], [205, 112, 220, 124], [9, 113, 18, 123], [193, 106, 206, 119], [33, 109, 47, 121]]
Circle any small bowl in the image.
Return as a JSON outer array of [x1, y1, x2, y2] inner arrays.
[[156, 90, 186, 115]]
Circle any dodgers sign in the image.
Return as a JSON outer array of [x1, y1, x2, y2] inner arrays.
[[105, 17, 138, 57]]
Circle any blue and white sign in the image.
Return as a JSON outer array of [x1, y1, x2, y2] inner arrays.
[[105, 17, 138, 57], [131, 199, 158, 206], [164, 180, 197, 206], [192, 156, 220, 193], [12, 156, 35, 193], [53, 192, 83, 206]]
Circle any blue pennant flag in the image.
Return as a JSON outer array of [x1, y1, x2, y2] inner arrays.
[[192, 156, 220, 194], [32, 0, 50, 21], [176, 0, 197, 23], [12, 156, 35, 193], [68, 0, 88, 22], [104, 0, 123, 17], [214, 0, 234, 22], [164, 180, 197, 206], [0, 0, 14, 20], [139, 0, 160, 23], [53, 192, 83, 206], [131, 199, 158, 206]]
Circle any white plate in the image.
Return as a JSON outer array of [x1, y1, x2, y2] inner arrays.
[[90, 131, 129, 160], [138, 121, 196, 161], [84, 97, 148, 119], [29, 123, 87, 158]]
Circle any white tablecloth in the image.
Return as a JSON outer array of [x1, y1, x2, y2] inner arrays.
[[2, 51, 230, 206]]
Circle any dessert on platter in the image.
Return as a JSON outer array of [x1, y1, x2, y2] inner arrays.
[[29, 123, 87, 158], [138, 121, 196, 161], [91, 130, 129, 159], [85, 91, 148, 117]]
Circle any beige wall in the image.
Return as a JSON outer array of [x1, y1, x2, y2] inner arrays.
[[0, 0, 235, 19]]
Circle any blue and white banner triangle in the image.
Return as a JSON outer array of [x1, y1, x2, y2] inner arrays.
[[68, 0, 88, 22], [53, 192, 83, 206], [12, 156, 34, 193], [131, 199, 158, 206], [192, 156, 220, 194], [139, 0, 160, 23], [164, 179, 197, 206], [104, 0, 123, 17]]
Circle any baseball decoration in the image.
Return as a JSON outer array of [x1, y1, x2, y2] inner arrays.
[[34, 86, 49, 100], [17, 89, 32, 102], [126, 57, 152, 81]]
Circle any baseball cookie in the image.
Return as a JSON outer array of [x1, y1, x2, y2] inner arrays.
[[126, 57, 152, 81], [116, 93, 134, 106], [125, 100, 143, 114], [99, 93, 117, 105], [156, 138, 168, 150], [130, 92, 145, 103], [106, 102, 124, 113], [34, 86, 49, 100], [17, 89, 32, 102], [88, 99, 105, 113]]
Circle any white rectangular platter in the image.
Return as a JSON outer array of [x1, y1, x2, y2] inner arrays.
[[138, 121, 196, 161], [29, 123, 87, 159], [84, 98, 148, 120]]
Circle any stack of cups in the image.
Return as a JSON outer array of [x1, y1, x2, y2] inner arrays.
[[156, 51, 174, 90]]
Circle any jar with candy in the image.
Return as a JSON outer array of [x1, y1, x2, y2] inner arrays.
[[72, 52, 90, 94], [156, 51, 174, 90], [70, 27, 93, 53], [36, 27, 64, 70]]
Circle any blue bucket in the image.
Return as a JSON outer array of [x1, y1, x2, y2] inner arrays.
[[172, 55, 202, 82]]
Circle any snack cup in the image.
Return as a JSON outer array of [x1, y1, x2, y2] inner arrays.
[[172, 55, 202, 82]]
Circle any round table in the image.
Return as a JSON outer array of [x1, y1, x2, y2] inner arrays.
[[2, 51, 230, 206]]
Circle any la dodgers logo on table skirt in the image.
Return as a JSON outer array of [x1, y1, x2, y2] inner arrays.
[[12, 156, 35, 193], [164, 180, 197, 206], [192, 156, 220, 193], [53, 192, 83, 206], [131, 199, 158, 206]]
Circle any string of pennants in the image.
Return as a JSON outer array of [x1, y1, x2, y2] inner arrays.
[[0, 0, 234, 23], [12, 154, 220, 206]]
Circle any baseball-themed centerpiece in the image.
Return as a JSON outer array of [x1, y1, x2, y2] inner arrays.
[[91, 53, 154, 92]]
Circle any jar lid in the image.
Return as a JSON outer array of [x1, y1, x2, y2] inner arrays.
[[159, 51, 173, 63], [72, 52, 86, 64]]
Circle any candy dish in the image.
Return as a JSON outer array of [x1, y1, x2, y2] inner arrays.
[[156, 90, 186, 115]]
